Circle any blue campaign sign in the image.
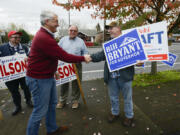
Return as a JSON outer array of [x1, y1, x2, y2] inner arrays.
[[162, 52, 177, 67], [103, 29, 147, 72]]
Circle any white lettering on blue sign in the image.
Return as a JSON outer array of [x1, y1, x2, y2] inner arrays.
[[107, 40, 142, 61], [104, 29, 147, 72], [162, 52, 177, 67]]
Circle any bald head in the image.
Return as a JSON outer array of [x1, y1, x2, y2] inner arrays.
[[68, 25, 78, 39]]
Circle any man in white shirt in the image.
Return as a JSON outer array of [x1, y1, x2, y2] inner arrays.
[[57, 25, 88, 109]]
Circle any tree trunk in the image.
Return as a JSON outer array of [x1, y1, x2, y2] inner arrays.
[[103, 18, 106, 42], [151, 61, 157, 74]]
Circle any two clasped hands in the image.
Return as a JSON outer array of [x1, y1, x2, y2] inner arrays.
[[84, 54, 92, 63], [84, 54, 144, 66]]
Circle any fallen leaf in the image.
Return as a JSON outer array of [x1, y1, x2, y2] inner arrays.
[[91, 88, 97, 91], [63, 112, 67, 116], [82, 116, 86, 120], [98, 132, 101, 135], [1, 100, 5, 103], [125, 131, 128, 134], [160, 130, 164, 134], [173, 93, 177, 96], [84, 123, 88, 128], [177, 100, 180, 103], [157, 85, 160, 88], [98, 120, 102, 124], [97, 99, 100, 103]]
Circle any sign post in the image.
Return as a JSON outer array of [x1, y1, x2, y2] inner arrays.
[[73, 64, 87, 106], [0, 110, 3, 120]]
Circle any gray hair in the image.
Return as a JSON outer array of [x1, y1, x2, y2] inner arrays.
[[40, 10, 57, 26], [69, 25, 79, 32]]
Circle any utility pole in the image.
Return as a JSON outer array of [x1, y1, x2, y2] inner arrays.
[[103, 19, 106, 42], [103, 0, 106, 42], [68, 0, 71, 27], [68, 10, 70, 27]]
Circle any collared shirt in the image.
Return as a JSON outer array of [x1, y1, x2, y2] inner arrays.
[[110, 70, 121, 78], [9, 42, 18, 51], [41, 26, 55, 38], [58, 36, 88, 56], [8, 42, 26, 55]]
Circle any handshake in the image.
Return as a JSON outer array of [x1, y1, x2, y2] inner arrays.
[[84, 54, 92, 63]]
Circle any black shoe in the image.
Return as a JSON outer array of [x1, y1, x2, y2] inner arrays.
[[108, 113, 119, 123], [122, 117, 135, 127], [12, 106, 22, 116], [26, 100, 33, 108]]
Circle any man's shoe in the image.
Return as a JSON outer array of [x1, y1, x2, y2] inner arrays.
[[108, 113, 119, 123], [47, 126, 69, 135], [26, 100, 33, 108], [122, 117, 135, 127], [12, 106, 22, 116], [56, 102, 66, 109], [72, 101, 79, 109]]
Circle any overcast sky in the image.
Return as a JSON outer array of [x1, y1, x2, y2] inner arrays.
[[0, 0, 105, 34]]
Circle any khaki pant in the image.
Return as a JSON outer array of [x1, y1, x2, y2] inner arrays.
[[59, 63, 82, 103]]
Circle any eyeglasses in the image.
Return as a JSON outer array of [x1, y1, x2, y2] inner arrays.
[[11, 36, 21, 39], [70, 30, 77, 33]]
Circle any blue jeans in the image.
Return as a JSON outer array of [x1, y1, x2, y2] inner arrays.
[[25, 76, 58, 135], [108, 77, 134, 118]]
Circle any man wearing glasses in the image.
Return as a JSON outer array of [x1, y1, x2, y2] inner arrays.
[[56, 25, 88, 109], [0, 31, 33, 116]]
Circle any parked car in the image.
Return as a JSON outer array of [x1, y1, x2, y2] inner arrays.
[[168, 37, 176, 42], [85, 41, 94, 47]]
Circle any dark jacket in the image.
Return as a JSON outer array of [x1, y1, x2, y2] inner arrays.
[[0, 42, 29, 57], [91, 50, 134, 84]]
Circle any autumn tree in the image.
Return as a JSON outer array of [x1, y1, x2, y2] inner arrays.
[[18, 29, 30, 44], [52, 0, 180, 74]]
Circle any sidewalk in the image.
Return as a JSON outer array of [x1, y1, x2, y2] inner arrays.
[[0, 79, 179, 135]]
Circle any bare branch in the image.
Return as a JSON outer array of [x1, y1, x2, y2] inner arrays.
[[131, 1, 153, 24], [144, 0, 156, 10]]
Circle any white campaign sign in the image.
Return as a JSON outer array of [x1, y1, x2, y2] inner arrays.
[[0, 54, 27, 83], [122, 21, 169, 61], [0, 55, 77, 90], [55, 62, 77, 86]]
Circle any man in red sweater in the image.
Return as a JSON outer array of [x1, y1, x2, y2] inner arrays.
[[26, 10, 90, 135]]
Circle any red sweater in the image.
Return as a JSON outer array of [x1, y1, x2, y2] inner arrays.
[[27, 28, 85, 79]]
